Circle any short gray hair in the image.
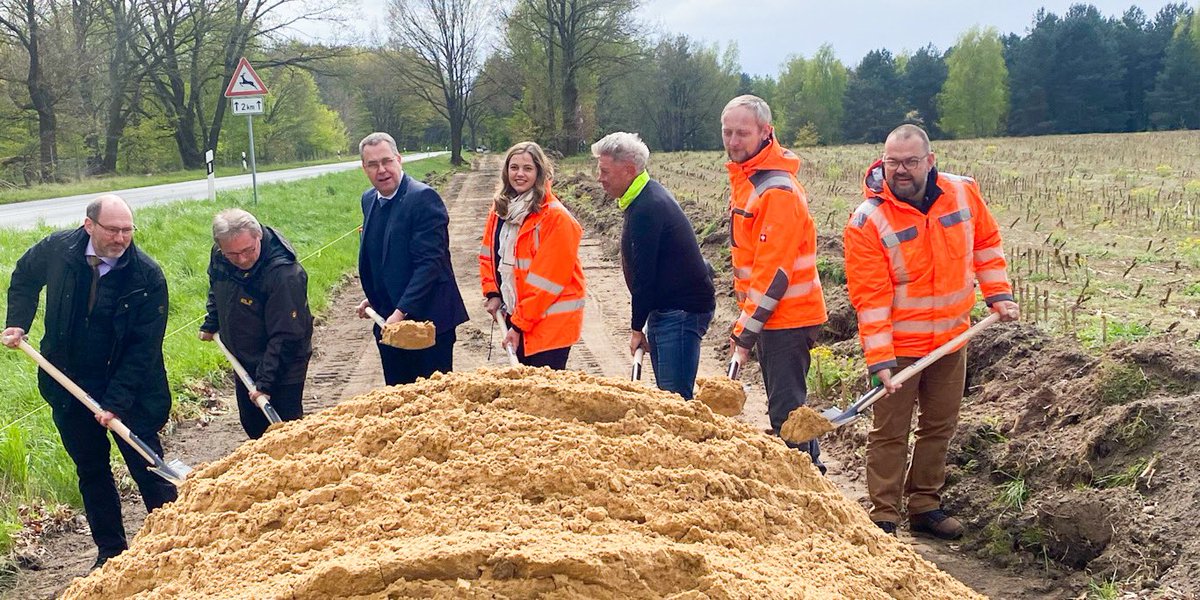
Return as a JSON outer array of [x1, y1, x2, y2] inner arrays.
[[886, 124, 931, 154], [590, 132, 650, 171], [212, 208, 262, 242], [359, 132, 398, 156], [721, 95, 772, 126]]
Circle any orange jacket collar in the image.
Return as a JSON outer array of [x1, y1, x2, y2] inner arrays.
[[861, 158, 944, 214]]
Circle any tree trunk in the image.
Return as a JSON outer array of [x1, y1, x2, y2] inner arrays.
[[25, 9, 57, 182]]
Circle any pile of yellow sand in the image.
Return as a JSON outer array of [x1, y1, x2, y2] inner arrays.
[[381, 320, 436, 349], [65, 368, 981, 599]]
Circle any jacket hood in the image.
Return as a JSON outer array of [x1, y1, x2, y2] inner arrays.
[[726, 134, 801, 178]]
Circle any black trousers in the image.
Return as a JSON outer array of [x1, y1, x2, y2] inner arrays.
[[50, 402, 178, 558], [234, 379, 305, 439], [377, 329, 456, 385], [756, 325, 825, 473], [517, 341, 571, 370]]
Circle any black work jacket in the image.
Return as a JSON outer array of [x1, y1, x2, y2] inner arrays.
[[6, 227, 171, 431], [200, 226, 313, 393]]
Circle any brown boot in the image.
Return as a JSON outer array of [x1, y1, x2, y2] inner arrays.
[[909, 509, 963, 540]]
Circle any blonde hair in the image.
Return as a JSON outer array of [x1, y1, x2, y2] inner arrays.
[[495, 141, 554, 215]]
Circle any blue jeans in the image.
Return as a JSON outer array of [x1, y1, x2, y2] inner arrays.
[[647, 309, 713, 400]]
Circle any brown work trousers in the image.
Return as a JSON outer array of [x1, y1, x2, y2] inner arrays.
[[866, 347, 966, 524]]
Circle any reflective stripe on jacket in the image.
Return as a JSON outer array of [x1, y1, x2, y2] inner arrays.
[[479, 191, 586, 355], [727, 135, 827, 348], [844, 160, 1013, 372]]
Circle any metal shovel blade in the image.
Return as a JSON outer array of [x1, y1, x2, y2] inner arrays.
[[149, 458, 193, 487], [260, 401, 283, 424]]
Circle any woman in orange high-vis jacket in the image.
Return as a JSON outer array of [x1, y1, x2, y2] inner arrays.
[[480, 142, 585, 369]]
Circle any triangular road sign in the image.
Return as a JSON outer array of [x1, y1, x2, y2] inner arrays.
[[224, 57, 269, 97]]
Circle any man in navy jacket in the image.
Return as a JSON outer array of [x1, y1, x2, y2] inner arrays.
[[356, 133, 469, 385]]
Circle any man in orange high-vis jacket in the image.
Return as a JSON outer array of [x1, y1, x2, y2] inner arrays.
[[721, 95, 828, 470], [844, 124, 1019, 540]]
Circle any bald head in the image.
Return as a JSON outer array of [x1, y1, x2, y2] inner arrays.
[[885, 124, 931, 154], [84, 194, 135, 258]]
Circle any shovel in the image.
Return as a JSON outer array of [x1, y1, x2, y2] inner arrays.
[[821, 312, 1000, 428], [212, 333, 283, 425], [494, 312, 521, 367], [631, 326, 648, 381], [4, 335, 192, 486]]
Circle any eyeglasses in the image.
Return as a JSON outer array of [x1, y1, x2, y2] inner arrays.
[[882, 156, 927, 171], [93, 221, 137, 236], [363, 156, 399, 171], [221, 243, 259, 260]]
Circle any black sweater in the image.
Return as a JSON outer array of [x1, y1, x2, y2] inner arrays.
[[620, 179, 716, 331]]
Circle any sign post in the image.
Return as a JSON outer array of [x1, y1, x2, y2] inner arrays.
[[205, 149, 215, 202], [224, 57, 269, 205]]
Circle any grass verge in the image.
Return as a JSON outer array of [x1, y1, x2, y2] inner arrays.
[[0, 153, 464, 562]]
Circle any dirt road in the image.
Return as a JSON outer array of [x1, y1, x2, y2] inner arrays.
[[7, 159, 1062, 599]]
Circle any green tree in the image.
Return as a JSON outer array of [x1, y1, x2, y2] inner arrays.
[[938, 26, 1009, 139], [505, 0, 643, 154], [642, 36, 739, 151], [841, 49, 904, 143], [775, 45, 846, 146], [1147, 7, 1200, 129], [901, 44, 947, 138]]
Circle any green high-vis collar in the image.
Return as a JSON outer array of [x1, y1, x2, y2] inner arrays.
[[618, 171, 650, 211]]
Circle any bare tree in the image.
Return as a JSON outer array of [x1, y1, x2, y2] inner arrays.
[[387, 0, 491, 166]]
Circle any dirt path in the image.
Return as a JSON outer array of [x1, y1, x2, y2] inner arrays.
[[8, 160, 1062, 599]]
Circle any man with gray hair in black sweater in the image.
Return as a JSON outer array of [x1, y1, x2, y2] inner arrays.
[[592, 132, 715, 399]]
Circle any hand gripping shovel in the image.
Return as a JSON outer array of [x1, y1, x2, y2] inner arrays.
[[631, 326, 648, 381], [212, 333, 282, 425], [821, 312, 1000, 429], [4, 335, 192, 486], [494, 313, 521, 367]]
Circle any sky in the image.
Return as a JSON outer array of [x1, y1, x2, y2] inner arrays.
[[289, 0, 1185, 76]]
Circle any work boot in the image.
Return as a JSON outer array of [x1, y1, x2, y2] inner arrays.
[[874, 521, 897, 536], [909, 509, 964, 540], [90, 555, 111, 572]]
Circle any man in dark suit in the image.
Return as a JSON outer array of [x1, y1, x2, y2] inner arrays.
[[356, 132, 469, 385], [3, 194, 177, 570]]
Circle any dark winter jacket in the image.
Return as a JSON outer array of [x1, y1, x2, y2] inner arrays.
[[200, 226, 313, 394], [621, 179, 716, 331], [6, 227, 171, 431]]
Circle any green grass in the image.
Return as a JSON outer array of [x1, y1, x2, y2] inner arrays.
[[1087, 575, 1121, 599], [0, 153, 463, 557], [0, 153, 430, 206], [1092, 456, 1152, 489], [995, 472, 1031, 511]]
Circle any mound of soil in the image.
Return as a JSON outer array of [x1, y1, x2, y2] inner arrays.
[[65, 368, 981, 599], [946, 326, 1200, 592]]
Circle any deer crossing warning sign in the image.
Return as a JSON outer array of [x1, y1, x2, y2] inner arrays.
[[224, 57, 268, 97]]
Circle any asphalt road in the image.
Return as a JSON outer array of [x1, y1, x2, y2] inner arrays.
[[0, 151, 447, 230]]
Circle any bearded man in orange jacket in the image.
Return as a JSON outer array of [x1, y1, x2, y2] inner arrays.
[[721, 95, 828, 470], [844, 124, 1020, 540]]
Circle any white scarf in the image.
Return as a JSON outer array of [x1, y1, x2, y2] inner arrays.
[[498, 190, 536, 315]]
